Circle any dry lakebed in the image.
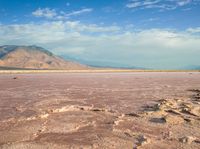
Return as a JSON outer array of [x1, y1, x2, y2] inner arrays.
[[0, 72, 200, 149]]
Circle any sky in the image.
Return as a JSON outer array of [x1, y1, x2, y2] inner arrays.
[[0, 0, 200, 69]]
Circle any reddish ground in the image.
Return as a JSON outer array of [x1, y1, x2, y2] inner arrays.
[[0, 72, 200, 149]]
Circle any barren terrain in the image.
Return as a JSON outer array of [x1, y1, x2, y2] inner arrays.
[[0, 72, 200, 149]]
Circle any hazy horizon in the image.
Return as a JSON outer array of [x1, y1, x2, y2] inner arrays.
[[0, 0, 200, 69]]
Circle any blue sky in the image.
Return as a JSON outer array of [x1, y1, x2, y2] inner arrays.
[[0, 0, 200, 69]]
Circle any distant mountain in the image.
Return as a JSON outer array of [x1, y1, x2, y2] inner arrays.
[[181, 65, 200, 70], [0, 45, 88, 70], [62, 55, 146, 70]]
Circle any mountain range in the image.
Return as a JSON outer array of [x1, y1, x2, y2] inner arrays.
[[0, 45, 199, 70], [0, 45, 87, 70]]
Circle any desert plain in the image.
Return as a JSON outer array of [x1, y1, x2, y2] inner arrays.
[[0, 72, 200, 149]]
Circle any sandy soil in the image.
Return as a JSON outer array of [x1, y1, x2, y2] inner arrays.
[[0, 72, 200, 149]]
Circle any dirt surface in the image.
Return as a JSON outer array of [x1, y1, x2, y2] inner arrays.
[[0, 72, 200, 149]]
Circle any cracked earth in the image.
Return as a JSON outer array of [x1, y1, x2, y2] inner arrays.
[[0, 72, 200, 149]]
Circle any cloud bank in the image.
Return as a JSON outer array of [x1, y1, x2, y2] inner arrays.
[[0, 21, 200, 69]]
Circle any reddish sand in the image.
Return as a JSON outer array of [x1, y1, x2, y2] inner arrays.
[[0, 72, 200, 149]]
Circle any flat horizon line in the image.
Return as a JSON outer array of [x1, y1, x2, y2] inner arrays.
[[0, 69, 199, 74]]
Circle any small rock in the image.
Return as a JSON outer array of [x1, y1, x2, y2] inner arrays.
[[150, 117, 166, 123], [125, 112, 140, 117], [182, 106, 200, 117], [13, 77, 18, 79], [182, 103, 192, 109], [190, 107, 200, 116], [164, 114, 184, 125], [183, 117, 193, 123], [38, 113, 49, 119], [137, 135, 150, 146], [179, 136, 196, 144], [166, 109, 181, 115]]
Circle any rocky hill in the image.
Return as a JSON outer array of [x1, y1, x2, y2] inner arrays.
[[0, 45, 88, 70]]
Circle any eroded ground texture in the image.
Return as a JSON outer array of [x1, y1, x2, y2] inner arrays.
[[0, 72, 200, 149]]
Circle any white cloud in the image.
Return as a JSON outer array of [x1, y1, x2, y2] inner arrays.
[[65, 8, 93, 17], [32, 8, 93, 20], [32, 8, 57, 19], [0, 21, 200, 69], [187, 27, 200, 33], [65, 21, 120, 32], [126, 0, 161, 8], [177, 0, 192, 6], [126, 0, 194, 11]]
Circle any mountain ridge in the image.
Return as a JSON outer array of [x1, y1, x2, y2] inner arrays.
[[0, 45, 88, 70]]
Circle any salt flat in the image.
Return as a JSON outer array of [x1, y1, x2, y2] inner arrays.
[[0, 72, 200, 149]]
